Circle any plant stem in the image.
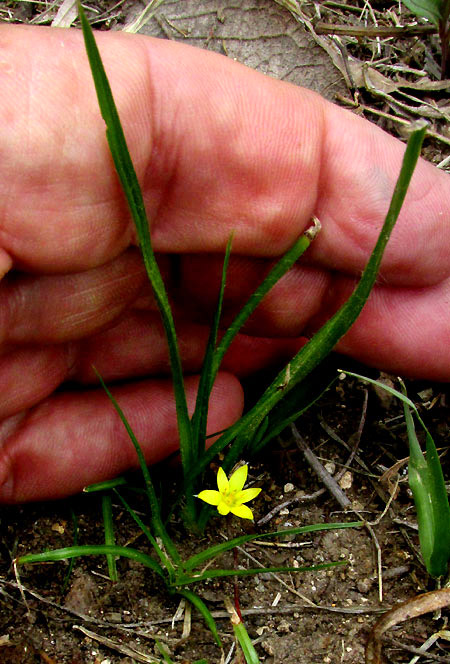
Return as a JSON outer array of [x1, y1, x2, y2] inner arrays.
[[102, 493, 118, 582]]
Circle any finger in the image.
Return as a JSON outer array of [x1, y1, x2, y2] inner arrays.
[[0, 345, 72, 419], [74, 313, 305, 381], [177, 254, 330, 335], [0, 372, 244, 503], [312, 108, 450, 286], [0, 25, 320, 269], [1, 25, 448, 285], [312, 276, 450, 382], [0, 249, 147, 344], [0, 309, 302, 419], [177, 254, 450, 380]]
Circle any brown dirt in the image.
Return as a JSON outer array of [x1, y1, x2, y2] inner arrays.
[[1, 374, 449, 663]]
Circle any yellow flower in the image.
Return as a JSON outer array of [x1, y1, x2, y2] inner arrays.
[[196, 465, 261, 520]]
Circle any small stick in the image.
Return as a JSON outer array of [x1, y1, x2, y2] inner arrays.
[[384, 632, 450, 662], [73, 624, 159, 663], [315, 22, 437, 37], [258, 398, 367, 526], [257, 487, 326, 526], [291, 424, 351, 510]]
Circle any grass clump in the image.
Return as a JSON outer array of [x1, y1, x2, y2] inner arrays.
[[341, 371, 450, 581]]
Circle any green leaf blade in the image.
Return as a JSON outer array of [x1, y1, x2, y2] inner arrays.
[[423, 431, 450, 576], [176, 589, 222, 647], [18, 544, 166, 578], [191, 236, 233, 462], [403, 0, 443, 26], [183, 521, 362, 571], [78, 2, 194, 476], [101, 493, 118, 582], [179, 560, 347, 585]]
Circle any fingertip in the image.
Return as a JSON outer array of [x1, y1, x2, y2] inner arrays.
[[0, 248, 12, 280], [0, 452, 13, 503]]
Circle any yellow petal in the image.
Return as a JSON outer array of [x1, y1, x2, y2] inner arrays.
[[217, 467, 229, 494], [230, 503, 254, 520], [197, 490, 221, 506], [228, 464, 248, 492], [217, 499, 231, 516], [236, 487, 261, 504]]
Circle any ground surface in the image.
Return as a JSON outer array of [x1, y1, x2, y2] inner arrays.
[[1, 376, 449, 663], [0, 1, 449, 663]]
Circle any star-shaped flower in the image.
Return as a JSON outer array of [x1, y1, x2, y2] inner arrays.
[[196, 465, 261, 520]]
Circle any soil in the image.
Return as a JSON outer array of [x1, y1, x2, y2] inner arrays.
[[1, 375, 449, 663], [0, 2, 449, 664]]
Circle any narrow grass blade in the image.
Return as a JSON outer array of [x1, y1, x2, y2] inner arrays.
[[404, 402, 436, 573], [84, 477, 129, 492], [192, 121, 428, 489], [344, 371, 450, 578], [225, 598, 260, 664], [191, 236, 233, 462], [182, 238, 233, 524], [94, 369, 180, 568], [113, 488, 163, 552], [211, 221, 320, 383], [177, 588, 222, 647], [155, 639, 175, 664], [183, 521, 362, 571], [339, 371, 419, 412], [233, 619, 260, 664], [18, 545, 165, 578], [401, 390, 450, 577], [422, 430, 450, 577], [78, 3, 193, 474], [249, 356, 341, 454], [101, 493, 118, 582], [177, 560, 346, 586], [61, 508, 78, 594]]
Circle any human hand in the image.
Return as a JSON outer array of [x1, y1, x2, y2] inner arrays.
[[0, 25, 448, 503]]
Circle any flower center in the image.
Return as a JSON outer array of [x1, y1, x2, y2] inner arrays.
[[222, 490, 237, 507]]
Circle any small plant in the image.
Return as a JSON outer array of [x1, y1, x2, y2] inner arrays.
[[14, 3, 429, 660], [70, 2, 427, 532], [341, 371, 450, 580], [402, 0, 450, 77]]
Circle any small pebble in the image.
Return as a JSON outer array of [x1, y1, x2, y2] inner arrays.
[[51, 522, 65, 534], [256, 626, 269, 636], [418, 388, 433, 401], [262, 641, 275, 656], [277, 619, 291, 633], [105, 612, 122, 623], [357, 578, 373, 593], [339, 471, 353, 490]]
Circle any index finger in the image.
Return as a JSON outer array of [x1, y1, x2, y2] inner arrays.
[[0, 25, 448, 285]]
